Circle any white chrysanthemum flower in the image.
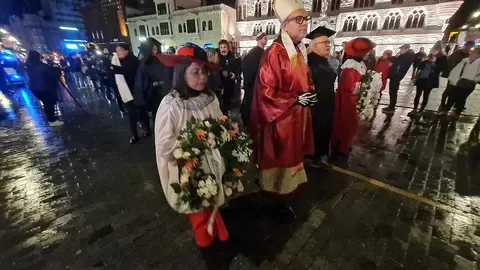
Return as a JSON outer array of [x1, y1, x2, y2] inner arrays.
[[192, 148, 200, 155], [237, 182, 244, 192], [173, 148, 183, 159], [180, 174, 189, 184], [204, 121, 212, 128], [224, 187, 233, 196], [183, 151, 191, 157], [208, 132, 215, 140], [198, 180, 206, 187]]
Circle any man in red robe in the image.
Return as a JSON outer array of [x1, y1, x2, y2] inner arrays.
[[249, 0, 316, 222]]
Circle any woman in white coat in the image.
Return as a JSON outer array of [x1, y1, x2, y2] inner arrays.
[[155, 44, 228, 247]]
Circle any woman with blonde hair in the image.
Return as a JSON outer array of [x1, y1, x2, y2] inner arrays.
[[205, 48, 223, 99]]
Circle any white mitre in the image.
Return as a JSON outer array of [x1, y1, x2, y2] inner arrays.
[[273, 0, 305, 22]]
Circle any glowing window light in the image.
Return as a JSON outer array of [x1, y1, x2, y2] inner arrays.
[[59, 26, 79, 31]]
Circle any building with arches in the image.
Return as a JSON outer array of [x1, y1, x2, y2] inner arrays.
[[127, 0, 461, 55], [126, 0, 240, 53], [237, 0, 461, 53]]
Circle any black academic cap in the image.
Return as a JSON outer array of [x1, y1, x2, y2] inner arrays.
[[306, 26, 336, 40]]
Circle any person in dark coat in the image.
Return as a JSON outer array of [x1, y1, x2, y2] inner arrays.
[[241, 32, 267, 126], [306, 26, 338, 167], [382, 44, 415, 113], [112, 43, 149, 144], [25, 51, 63, 126], [439, 40, 475, 110], [205, 48, 223, 98], [411, 47, 426, 80], [134, 37, 172, 126], [217, 39, 237, 115]]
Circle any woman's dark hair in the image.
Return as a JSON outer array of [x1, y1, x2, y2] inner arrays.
[[172, 63, 213, 99], [26, 51, 42, 67]]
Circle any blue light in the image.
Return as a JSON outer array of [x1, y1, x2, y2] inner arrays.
[[63, 39, 88, 43], [65, 43, 79, 50]]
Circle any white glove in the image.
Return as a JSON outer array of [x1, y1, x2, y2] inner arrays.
[[297, 93, 317, 107]]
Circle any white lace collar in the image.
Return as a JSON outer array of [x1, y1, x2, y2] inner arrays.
[[341, 59, 367, 75], [164, 90, 215, 111], [281, 31, 308, 66]]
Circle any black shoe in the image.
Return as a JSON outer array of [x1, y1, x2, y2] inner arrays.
[[271, 203, 296, 224], [312, 158, 332, 169], [129, 136, 139, 144], [144, 129, 152, 137]]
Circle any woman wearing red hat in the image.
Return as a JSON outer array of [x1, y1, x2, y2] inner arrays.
[[331, 38, 376, 158], [154, 44, 229, 248]]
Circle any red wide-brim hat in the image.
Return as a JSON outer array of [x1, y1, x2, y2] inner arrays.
[[157, 44, 221, 70], [345, 38, 376, 58]]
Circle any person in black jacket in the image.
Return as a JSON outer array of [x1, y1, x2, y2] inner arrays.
[[217, 39, 237, 115], [306, 26, 337, 167], [26, 51, 63, 126], [439, 41, 474, 110], [241, 32, 267, 126], [382, 44, 415, 113], [411, 47, 426, 80], [135, 37, 172, 124], [112, 43, 149, 144]]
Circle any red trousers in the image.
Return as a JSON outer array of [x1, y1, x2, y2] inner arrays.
[[187, 208, 229, 247]]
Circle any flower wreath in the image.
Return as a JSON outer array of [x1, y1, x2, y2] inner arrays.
[[170, 116, 253, 212]]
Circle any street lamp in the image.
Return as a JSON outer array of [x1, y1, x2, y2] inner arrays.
[[473, 11, 480, 18], [461, 25, 468, 29], [0, 28, 7, 34]]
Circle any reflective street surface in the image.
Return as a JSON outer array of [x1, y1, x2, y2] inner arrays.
[[0, 76, 479, 270]]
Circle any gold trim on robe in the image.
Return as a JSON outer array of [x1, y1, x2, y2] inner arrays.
[[258, 162, 307, 194]]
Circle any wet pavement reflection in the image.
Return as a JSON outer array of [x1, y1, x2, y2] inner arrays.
[[0, 78, 479, 269]]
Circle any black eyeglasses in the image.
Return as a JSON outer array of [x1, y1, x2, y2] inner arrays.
[[284, 16, 311, 25]]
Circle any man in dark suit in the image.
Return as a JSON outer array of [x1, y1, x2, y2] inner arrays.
[[241, 32, 267, 126]]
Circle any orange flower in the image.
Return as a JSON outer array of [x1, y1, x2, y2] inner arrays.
[[184, 158, 198, 173], [195, 129, 207, 140], [219, 115, 228, 122], [233, 168, 243, 177]]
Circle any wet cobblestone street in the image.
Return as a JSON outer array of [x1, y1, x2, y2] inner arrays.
[[0, 77, 480, 269]]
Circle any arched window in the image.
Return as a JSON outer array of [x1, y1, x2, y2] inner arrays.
[[156, 26, 160, 35], [342, 16, 358, 32], [178, 24, 182, 33], [405, 10, 426, 29], [208, 20, 213, 30], [237, 5, 243, 20], [354, 0, 375, 8], [152, 27, 155, 35], [202, 21, 207, 31], [266, 22, 276, 35], [183, 23, 186, 33], [361, 14, 378, 31], [330, 0, 341, 11], [134, 29, 138, 36], [383, 12, 401, 30], [312, 0, 321, 13], [267, 0, 274, 17], [242, 4, 247, 19], [255, 1, 262, 18], [253, 23, 263, 36]]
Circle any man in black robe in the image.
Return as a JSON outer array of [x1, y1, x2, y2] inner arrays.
[[241, 32, 267, 126], [306, 26, 338, 168]]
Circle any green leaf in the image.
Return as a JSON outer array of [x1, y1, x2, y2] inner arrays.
[[170, 183, 182, 193]]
